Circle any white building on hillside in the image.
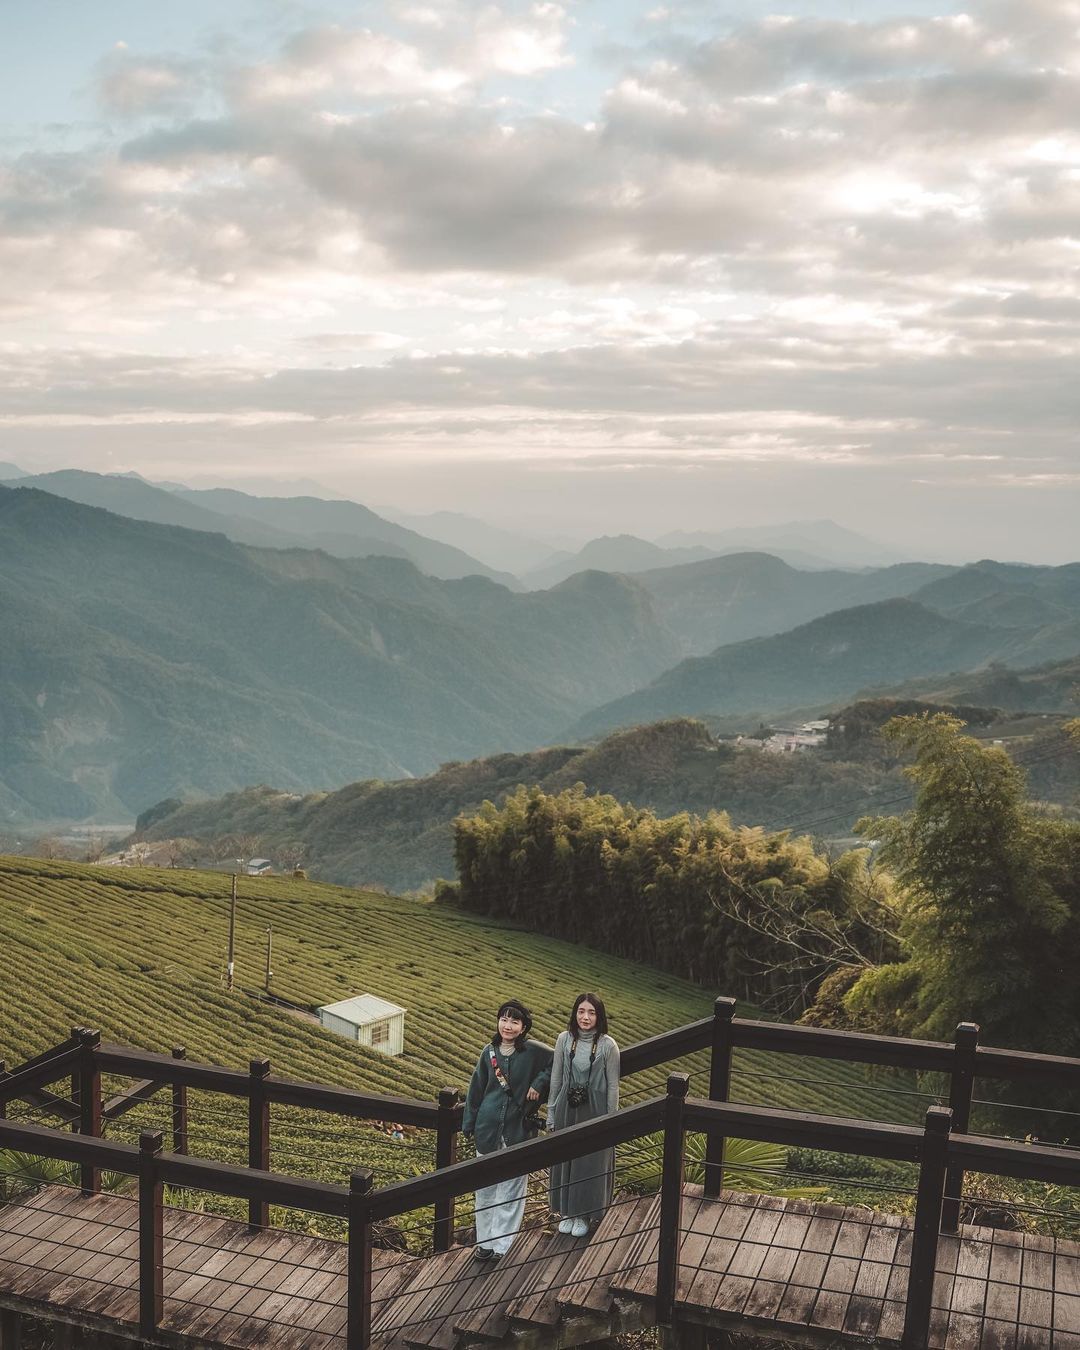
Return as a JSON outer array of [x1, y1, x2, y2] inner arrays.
[[317, 994, 406, 1056]]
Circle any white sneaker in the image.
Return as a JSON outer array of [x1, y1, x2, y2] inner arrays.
[[558, 1218, 574, 1234], [571, 1219, 588, 1238]]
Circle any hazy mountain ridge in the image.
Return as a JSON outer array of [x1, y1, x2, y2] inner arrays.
[[169, 485, 520, 586], [374, 508, 559, 575], [522, 534, 719, 589], [0, 487, 679, 820], [574, 584, 1080, 736], [631, 552, 955, 655], [655, 519, 910, 568], [2, 470, 513, 585]]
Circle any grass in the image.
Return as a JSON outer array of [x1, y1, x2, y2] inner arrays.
[[0, 855, 925, 1238]]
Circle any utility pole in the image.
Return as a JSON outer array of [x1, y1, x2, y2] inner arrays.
[[226, 862, 241, 992], [264, 926, 273, 993]]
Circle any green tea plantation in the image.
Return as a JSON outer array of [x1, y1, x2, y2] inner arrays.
[[0, 856, 923, 1231]]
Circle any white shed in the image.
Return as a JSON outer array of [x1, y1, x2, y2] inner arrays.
[[317, 994, 406, 1056]]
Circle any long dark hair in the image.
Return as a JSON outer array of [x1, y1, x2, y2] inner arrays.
[[567, 992, 608, 1039]]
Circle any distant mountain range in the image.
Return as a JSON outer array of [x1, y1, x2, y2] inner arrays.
[[631, 552, 952, 656], [522, 535, 718, 589], [0, 486, 679, 821], [655, 519, 911, 569], [1, 470, 518, 586], [2, 474, 1078, 827], [518, 520, 911, 589], [575, 567, 1080, 735], [376, 508, 559, 575]]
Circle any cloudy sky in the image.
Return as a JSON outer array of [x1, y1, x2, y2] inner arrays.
[[2, 0, 1079, 560]]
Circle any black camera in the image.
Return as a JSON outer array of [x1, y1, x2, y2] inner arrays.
[[523, 1107, 545, 1133], [567, 1084, 589, 1108]]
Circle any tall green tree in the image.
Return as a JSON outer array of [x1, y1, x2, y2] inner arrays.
[[847, 714, 1080, 1054]]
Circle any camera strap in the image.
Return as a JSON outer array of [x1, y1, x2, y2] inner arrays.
[[489, 1047, 515, 1097], [570, 1036, 599, 1077]]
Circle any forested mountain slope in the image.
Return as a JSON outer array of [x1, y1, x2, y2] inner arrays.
[[130, 710, 1080, 892], [0, 488, 678, 821], [576, 596, 1080, 736]]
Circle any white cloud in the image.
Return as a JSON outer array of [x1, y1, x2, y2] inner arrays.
[[1, 0, 1079, 556]]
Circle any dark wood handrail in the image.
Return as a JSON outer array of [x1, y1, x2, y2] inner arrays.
[[975, 1044, 1080, 1086], [950, 1132, 1080, 1186], [0, 1045, 82, 1103], [4, 1098, 1079, 1216], [6, 1075, 1080, 1350], [683, 1098, 924, 1163], [95, 1044, 444, 1126], [620, 1016, 712, 1075], [11, 997, 1080, 1350], [731, 1018, 956, 1073], [13, 1002, 1080, 1131], [0, 1116, 348, 1214], [364, 1100, 666, 1223]]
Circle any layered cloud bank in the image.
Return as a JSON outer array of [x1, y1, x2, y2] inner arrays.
[[2, 0, 1079, 554]]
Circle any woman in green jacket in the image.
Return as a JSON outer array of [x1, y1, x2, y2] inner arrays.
[[462, 998, 553, 1262]]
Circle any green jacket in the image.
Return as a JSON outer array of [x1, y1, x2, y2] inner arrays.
[[462, 1039, 553, 1154]]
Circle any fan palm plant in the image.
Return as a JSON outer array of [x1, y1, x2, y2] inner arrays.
[[0, 1150, 130, 1198], [619, 1132, 825, 1200]]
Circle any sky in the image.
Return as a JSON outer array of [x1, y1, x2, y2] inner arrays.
[[1, 0, 1079, 560]]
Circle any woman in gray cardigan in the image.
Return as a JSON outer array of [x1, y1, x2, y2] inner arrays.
[[547, 992, 620, 1237]]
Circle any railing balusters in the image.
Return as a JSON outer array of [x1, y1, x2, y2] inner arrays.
[[77, 1029, 102, 1195], [942, 1022, 979, 1233], [902, 1105, 952, 1350], [704, 996, 736, 1198], [348, 1168, 375, 1350], [657, 1072, 690, 1327], [138, 1129, 164, 1338], [433, 1088, 459, 1252], [171, 1046, 188, 1154], [248, 1058, 271, 1229]]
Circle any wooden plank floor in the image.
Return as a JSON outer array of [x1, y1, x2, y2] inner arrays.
[[0, 1184, 1075, 1349]]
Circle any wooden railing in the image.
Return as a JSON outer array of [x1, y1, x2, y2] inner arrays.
[[4, 1001, 1080, 1349]]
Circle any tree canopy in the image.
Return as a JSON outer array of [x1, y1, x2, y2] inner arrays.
[[843, 714, 1080, 1057]]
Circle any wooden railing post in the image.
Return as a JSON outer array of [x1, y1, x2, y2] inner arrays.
[[902, 1105, 952, 1350], [69, 1026, 87, 1134], [248, 1058, 271, 1230], [0, 1061, 6, 1207], [77, 1029, 102, 1194], [942, 1022, 978, 1233], [347, 1168, 375, 1350], [657, 1072, 689, 1327], [171, 1046, 188, 1155], [433, 1088, 459, 1252], [704, 996, 736, 1198], [138, 1129, 164, 1338]]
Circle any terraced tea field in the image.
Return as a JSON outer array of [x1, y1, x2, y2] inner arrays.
[[0, 856, 923, 1207]]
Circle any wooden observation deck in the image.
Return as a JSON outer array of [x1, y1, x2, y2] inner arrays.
[[3, 1005, 1080, 1350]]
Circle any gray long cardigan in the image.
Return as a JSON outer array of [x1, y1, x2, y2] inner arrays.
[[547, 1030, 620, 1129]]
